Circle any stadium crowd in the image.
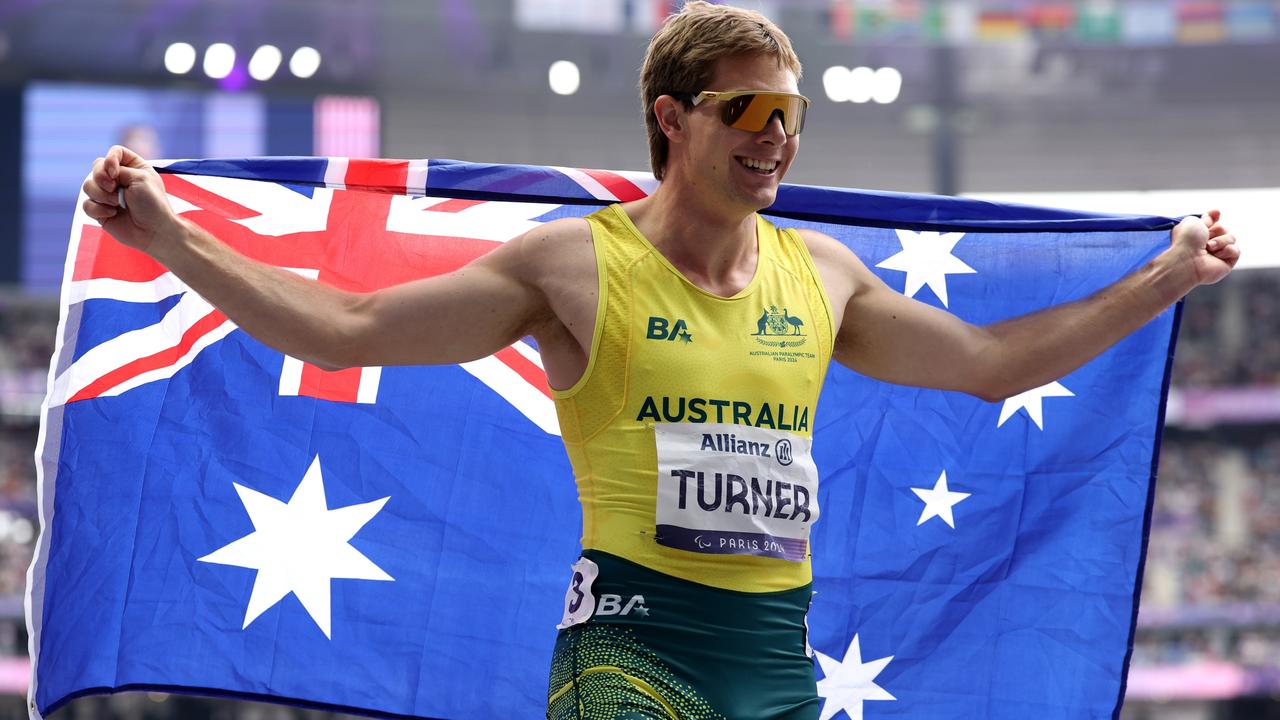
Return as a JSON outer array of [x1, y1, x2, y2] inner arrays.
[[1173, 269, 1280, 387], [1145, 432, 1280, 607]]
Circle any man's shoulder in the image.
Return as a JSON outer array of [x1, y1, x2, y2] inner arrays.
[[494, 216, 597, 293], [514, 216, 594, 257], [781, 226, 870, 309], [788, 226, 859, 268]]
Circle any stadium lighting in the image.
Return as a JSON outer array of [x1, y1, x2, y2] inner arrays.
[[164, 42, 197, 75], [822, 66, 851, 103], [290, 47, 322, 79], [203, 43, 236, 80], [548, 60, 580, 96], [847, 66, 876, 104], [872, 67, 903, 104], [248, 45, 283, 81]]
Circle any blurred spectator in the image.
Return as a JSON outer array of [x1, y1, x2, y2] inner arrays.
[[0, 296, 55, 375], [117, 124, 162, 162], [1173, 270, 1280, 387]]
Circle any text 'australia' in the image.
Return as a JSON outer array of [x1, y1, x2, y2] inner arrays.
[[636, 395, 810, 432]]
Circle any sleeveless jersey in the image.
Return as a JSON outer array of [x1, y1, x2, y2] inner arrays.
[[553, 204, 835, 593]]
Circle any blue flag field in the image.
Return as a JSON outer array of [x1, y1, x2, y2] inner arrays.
[[27, 157, 1181, 719]]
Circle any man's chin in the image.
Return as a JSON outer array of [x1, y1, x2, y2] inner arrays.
[[746, 185, 780, 211]]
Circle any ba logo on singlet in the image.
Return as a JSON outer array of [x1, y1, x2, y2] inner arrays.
[[647, 316, 693, 344]]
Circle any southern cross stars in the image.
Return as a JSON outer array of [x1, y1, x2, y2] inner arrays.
[[815, 634, 896, 720], [876, 229, 976, 308], [199, 455, 393, 638], [998, 380, 1075, 430], [911, 470, 970, 529]]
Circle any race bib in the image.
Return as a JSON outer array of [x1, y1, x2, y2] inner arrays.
[[557, 557, 599, 629], [654, 423, 819, 561]]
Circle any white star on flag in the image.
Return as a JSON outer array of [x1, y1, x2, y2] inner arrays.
[[199, 455, 393, 638], [815, 633, 896, 720], [911, 470, 970, 529], [875, 229, 976, 307], [997, 380, 1075, 430]]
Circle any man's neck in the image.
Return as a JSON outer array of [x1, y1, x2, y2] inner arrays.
[[622, 178, 760, 295]]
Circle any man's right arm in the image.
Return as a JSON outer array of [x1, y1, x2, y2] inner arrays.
[[82, 145, 559, 371]]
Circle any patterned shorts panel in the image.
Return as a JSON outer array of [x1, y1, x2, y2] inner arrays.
[[545, 550, 820, 720]]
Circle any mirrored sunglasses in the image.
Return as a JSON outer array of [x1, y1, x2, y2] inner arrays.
[[689, 90, 810, 136]]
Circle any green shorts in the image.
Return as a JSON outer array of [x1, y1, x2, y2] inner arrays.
[[546, 550, 818, 720]]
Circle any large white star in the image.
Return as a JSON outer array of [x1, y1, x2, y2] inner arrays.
[[199, 456, 393, 638], [911, 470, 970, 529], [875, 229, 976, 307], [815, 634, 896, 720], [997, 380, 1075, 430]]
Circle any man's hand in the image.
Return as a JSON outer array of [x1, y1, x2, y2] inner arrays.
[[81, 145, 180, 255], [1169, 209, 1240, 287]]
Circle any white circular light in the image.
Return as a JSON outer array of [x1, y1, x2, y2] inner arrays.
[[289, 46, 322, 79], [248, 45, 283, 81], [164, 42, 197, 75], [822, 66, 851, 103], [847, 66, 875, 104], [548, 60, 581, 96], [11, 518, 33, 545], [203, 43, 236, 79], [872, 67, 902, 104]]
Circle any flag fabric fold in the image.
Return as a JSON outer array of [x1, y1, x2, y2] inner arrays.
[[27, 157, 1180, 719]]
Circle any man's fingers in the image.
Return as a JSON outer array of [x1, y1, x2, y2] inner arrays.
[[82, 198, 118, 221], [115, 165, 151, 185], [1201, 209, 1221, 228], [109, 144, 147, 170], [92, 158, 118, 195], [83, 173, 117, 205], [1214, 242, 1241, 266], [1207, 232, 1237, 254], [105, 148, 121, 180]]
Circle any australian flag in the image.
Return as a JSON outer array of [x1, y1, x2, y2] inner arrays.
[[27, 157, 1181, 719]]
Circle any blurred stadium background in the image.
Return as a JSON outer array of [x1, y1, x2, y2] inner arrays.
[[0, 0, 1277, 718]]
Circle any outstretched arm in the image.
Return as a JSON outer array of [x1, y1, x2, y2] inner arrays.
[[806, 213, 1239, 402], [81, 146, 567, 371]]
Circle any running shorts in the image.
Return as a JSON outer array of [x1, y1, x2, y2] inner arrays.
[[546, 550, 818, 719]]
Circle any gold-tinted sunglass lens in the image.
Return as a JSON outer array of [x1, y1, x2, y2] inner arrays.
[[722, 94, 806, 135]]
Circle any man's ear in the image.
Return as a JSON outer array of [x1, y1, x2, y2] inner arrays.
[[654, 95, 687, 143]]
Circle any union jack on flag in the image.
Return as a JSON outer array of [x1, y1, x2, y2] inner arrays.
[[50, 158, 654, 428], [30, 157, 1182, 719]]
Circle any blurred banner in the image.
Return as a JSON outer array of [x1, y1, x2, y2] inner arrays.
[[21, 83, 380, 295], [29, 158, 1180, 719]]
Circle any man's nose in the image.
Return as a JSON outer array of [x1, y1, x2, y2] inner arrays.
[[758, 109, 788, 143]]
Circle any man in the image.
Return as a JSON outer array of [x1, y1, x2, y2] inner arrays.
[[81, 3, 1237, 718]]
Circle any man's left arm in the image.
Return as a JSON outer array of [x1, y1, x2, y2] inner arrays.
[[804, 211, 1239, 402]]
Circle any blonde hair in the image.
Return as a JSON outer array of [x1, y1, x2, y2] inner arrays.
[[639, 1, 803, 180]]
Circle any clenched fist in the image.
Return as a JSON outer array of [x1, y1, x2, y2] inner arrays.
[[1169, 209, 1240, 287], [81, 145, 182, 255]]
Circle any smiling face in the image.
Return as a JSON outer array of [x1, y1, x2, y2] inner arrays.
[[679, 53, 801, 215]]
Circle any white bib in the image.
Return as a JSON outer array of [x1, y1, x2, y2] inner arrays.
[[654, 423, 819, 561]]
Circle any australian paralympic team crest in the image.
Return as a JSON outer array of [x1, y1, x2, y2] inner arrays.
[[752, 304, 815, 364]]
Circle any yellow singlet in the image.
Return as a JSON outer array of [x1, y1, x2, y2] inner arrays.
[[553, 204, 835, 593]]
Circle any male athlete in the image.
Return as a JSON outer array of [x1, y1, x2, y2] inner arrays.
[[82, 3, 1237, 717]]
